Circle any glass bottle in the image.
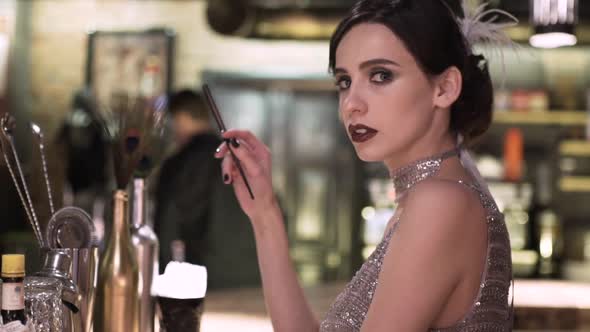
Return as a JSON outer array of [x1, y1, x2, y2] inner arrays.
[[25, 276, 64, 332], [2, 254, 27, 326], [130, 178, 159, 332], [95, 190, 139, 332]]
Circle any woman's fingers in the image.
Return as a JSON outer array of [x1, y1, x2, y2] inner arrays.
[[221, 153, 234, 184], [216, 129, 272, 186], [219, 139, 262, 179], [227, 143, 264, 178], [223, 130, 269, 156], [215, 141, 226, 157], [215, 138, 256, 160]]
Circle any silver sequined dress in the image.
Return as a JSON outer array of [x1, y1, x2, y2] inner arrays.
[[320, 149, 513, 331]]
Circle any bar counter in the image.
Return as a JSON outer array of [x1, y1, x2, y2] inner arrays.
[[200, 280, 590, 331]]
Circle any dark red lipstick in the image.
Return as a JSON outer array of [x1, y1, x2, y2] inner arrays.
[[348, 124, 378, 143]]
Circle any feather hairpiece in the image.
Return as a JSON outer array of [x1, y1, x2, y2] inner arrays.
[[459, 2, 519, 53], [440, 1, 519, 81]]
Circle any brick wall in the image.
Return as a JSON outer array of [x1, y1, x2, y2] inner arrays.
[[29, 0, 329, 137], [21, 0, 329, 234]]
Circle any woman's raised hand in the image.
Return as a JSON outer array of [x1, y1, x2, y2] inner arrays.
[[214, 129, 277, 220]]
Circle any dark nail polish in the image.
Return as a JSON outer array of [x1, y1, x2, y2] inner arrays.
[[223, 174, 229, 183], [231, 138, 240, 148]]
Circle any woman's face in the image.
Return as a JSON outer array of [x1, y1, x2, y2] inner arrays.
[[334, 23, 446, 167]]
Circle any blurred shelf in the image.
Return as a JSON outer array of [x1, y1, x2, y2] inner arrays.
[[559, 140, 590, 157], [563, 261, 590, 283], [513, 280, 590, 330], [493, 111, 587, 126], [512, 249, 539, 278], [559, 176, 590, 192], [205, 280, 590, 330]]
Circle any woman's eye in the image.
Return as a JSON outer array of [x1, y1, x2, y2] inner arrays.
[[335, 77, 351, 90], [370, 70, 393, 83]]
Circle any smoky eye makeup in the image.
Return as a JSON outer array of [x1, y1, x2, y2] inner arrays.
[[369, 67, 394, 83], [334, 75, 351, 90]]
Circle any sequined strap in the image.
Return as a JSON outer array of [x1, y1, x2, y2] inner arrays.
[[391, 146, 461, 200], [438, 146, 461, 160]]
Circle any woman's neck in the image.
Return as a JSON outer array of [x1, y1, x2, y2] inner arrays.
[[384, 133, 458, 175]]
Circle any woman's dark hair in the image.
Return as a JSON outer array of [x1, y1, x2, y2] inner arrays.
[[329, 0, 493, 144]]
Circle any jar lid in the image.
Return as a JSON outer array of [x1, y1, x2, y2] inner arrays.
[[2, 254, 25, 277]]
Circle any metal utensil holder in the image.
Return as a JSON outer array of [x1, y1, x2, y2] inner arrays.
[[37, 248, 99, 332]]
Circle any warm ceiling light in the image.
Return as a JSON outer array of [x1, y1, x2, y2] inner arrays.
[[529, 0, 578, 48]]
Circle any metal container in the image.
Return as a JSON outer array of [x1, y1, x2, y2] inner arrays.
[[36, 248, 99, 332]]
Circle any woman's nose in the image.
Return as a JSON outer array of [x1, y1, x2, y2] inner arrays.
[[341, 88, 368, 121]]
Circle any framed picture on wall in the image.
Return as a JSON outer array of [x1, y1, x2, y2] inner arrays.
[[85, 28, 175, 107]]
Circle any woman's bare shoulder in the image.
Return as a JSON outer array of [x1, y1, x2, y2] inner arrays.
[[393, 177, 488, 269], [401, 178, 483, 229], [362, 178, 487, 331]]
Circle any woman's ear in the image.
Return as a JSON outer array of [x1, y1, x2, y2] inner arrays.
[[433, 66, 462, 110]]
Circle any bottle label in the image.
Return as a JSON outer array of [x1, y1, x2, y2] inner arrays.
[[2, 282, 24, 310], [2, 320, 28, 332]]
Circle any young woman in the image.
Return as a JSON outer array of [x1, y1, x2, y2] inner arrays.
[[215, 0, 513, 330]]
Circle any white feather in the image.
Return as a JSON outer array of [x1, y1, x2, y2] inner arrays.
[[457, 1, 520, 86], [461, 3, 518, 50]]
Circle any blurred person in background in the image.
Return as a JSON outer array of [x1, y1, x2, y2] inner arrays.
[[154, 88, 259, 289], [56, 88, 109, 215], [215, 0, 514, 330]]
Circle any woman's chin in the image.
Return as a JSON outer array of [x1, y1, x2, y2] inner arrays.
[[354, 148, 384, 163]]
